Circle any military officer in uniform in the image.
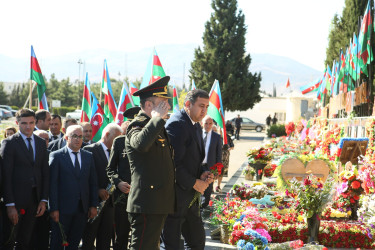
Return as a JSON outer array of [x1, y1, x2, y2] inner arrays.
[[125, 76, 175, 250], [106, 106, 141, 250]]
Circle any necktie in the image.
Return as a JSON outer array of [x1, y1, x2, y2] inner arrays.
[[107, 149, 111, 159], [26, 137, 34, 162], [194, 123, 203, 149], [72, 152, 81, 176], [203, 132, 208, 147]]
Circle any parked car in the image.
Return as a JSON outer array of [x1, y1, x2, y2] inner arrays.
[[0, 105, 17, 116], [0, 108, 13, 120], [66, 110, 82, 120], [230, 117, 265, 132]]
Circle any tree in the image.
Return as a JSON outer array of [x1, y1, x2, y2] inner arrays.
[[190, 0, 261, 111], [0, 82, 8, 104]]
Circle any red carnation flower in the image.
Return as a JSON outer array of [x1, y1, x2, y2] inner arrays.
[[303, 178, 312, 186], [351, 181, 361, 189], [353, 195, 360, 200], [20, 209, 25, 215], [350, 198, 355, 204], [208, 200, 213, 206]]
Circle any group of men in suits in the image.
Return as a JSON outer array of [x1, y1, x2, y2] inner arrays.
[[0, 75, 224, 250]]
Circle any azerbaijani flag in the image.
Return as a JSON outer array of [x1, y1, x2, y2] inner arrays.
[[129, 82, 140, 106], [191, 80, 197, 90], [359, 0, 372, 64], [30, 46, 48, 110], [207, 80, 227, 144], [101, 60, 118, 122], [80, 73, 91, 122], [90, 92, 108, 142], [300, 76, 321, 95], [115, 82, 135, 125], [172, 84, 179, 113], [140, 48, 166, 89]]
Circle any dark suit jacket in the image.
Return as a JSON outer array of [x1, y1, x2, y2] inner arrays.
[[49, 132, 64, 142], [49, 146, 98, 214], [48, 138, 66, 152], [203, 131, 222, 171], [106, 135, 131, 197], [165, 109, 205, 208], [0, 133, 49, 208], [83, 142, 109, 193]]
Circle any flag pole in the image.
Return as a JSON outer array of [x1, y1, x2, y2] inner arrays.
[[369, 0, 373, 115], [99, 61, 104, 105]]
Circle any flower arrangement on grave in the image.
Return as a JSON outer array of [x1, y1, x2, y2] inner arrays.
[[232, 183, 268, 200], [358, 155, 375, 194], [264, 164, 277, 177], [289, 174, 335, 219], [319, 124, 344, 160], [285, 122, 295, 137], [365, 118, 375, 162], [332, 167, 364, 220], [247, 147, 272, 164], [242, 166, 256, 176]]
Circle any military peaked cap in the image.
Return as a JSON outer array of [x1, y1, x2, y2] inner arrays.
[[133, 76, 171, 99], [124, 106, 141, 121]]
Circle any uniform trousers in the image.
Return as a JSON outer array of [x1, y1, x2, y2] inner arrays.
[[128, 213, 167, 250], [161, 202, 205, 250]]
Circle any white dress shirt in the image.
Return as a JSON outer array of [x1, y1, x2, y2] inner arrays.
[[202, 130, 212, 164], [67, 147, 81, 169]]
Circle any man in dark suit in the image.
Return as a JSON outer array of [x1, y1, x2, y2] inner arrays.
[[35, 109, 51, 131], [81, 122, 94, 145], [1, 108, 49, 249], [107, 106, 140, 250], [162, 89, 214, 250], [126, 77, 175, 250], [49, 125, 98, 250], [49, 114, 64, 142], [82, 123, 122, 250], [201, 116, 222, 208], [48, 118, 78, 152]]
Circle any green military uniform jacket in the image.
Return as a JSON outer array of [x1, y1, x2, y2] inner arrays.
[[125, 111, 176, 214]]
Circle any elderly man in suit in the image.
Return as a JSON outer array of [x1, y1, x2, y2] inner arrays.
[[1, 108, 49, 249], [82, 123, 122, 250], [201, 115, 222, 208], [162, 89, 214, 250], [49, 125, 98, 250], [107, 106, 140, 250], [125, 76, 175, 250]]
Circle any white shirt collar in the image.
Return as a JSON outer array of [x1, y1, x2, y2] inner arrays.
[[185, 109, 196, 125], [67, 146, 80, 154], [19, 131, 34, 140]]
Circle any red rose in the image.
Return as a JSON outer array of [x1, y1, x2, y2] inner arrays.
[[20, 209, 25, 215], [350, 198, 355, 204], [62, 242, 69, 247], [353, 195, 360, 200], [208, 200, 213, 206]]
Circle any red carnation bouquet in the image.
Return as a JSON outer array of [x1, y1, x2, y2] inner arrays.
[[210, 162, 224, 176], [285, 122, 295, 137]]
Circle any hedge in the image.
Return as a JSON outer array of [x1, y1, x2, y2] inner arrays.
[[267, 124, 287, 137]]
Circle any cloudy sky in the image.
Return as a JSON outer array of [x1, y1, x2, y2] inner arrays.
[[1, 0, 344, 71]]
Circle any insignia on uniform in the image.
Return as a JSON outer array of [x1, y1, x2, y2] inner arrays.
[[136, 116, 147, 122], [158, 135, 166, 147]]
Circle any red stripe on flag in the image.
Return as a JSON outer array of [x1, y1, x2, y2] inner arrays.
[[210, 91, 221, 111], [153, 55, 162, 67], [173, 88, 177, 98], [83, 85, 91, 105], [31, 57, 42, 73]]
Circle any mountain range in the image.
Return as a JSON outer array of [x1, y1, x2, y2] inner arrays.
[[0, 43, 322, 95]]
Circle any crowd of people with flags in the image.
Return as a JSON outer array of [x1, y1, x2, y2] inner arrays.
[[0, 39, 231, 249]]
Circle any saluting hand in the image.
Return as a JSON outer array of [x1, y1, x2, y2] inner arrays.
[[151, 100, 170, 119], [118, 181, 131, 194]]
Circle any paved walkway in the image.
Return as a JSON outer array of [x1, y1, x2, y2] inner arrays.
[[205, 131, 265, 249]]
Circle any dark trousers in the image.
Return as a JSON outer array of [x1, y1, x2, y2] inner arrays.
[[50, 212, 86, 250], [32, 210, 50, 250], [2, 192, 39, 250], [235, 127, 240, 139], [201, 183, 213, 209], [113, 201, 131, 250], [82, 201, 114, 250], [161, 202, 205, 250], [128, 213, 167, 250]]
